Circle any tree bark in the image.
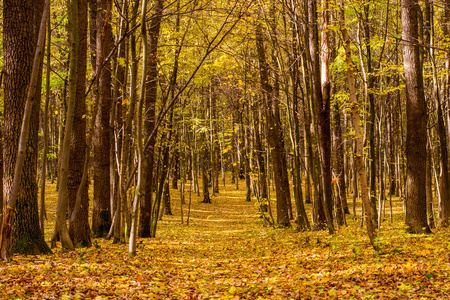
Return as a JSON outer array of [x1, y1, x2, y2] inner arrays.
[[309, 0, 334, 233], [255, 22, 290, 227], [92, 0, 113, 237], [1, 0, 51, 259], [68, 0, 91, 247], [140, 0, 164, 238], [401, 0, 431, 234]]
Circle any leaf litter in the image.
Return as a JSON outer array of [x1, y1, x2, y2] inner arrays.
[[1, 182, 450, 299]]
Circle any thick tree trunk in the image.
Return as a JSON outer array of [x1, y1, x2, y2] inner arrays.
[[401, 0, 431, 234], [92, 0, 113, 237], [1, 0, 51, 259], [68, 0, 91, 247], [255, 22, 290, 227]]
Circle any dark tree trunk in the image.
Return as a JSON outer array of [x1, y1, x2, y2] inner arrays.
[[332, 101, 346, 227], [92, 0, 113, 237], [200, 130, 211, 204], [68, 0, 91, 247], [255, 23, 290, 227], [401, 0, 431, 234], [308, 0, 334, 233], [2, 0, 51, 255], [364, 3, 378, 228], [253, 103, 268, 213], [140, 0, 164, 238]]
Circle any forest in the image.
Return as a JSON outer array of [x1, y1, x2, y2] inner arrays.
[[1, 0, 450, 298]]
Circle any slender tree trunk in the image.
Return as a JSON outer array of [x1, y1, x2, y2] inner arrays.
[[140, 0, 164, 238], [40, 7, 51, 234], [309, 0, 334, 233], [338, 0, 377, 249], [129, 0, 148, 256], [51, 0, 83, 250]]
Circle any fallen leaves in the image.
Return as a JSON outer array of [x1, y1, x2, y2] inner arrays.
[[1, 182, 450, 299]]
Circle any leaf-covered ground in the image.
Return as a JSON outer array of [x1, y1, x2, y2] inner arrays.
[[1, 181, 450, 299]]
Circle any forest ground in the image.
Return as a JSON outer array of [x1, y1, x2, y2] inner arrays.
[[1, 178, 450, 299]]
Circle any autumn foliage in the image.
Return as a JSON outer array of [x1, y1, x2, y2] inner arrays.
[[1, 181, 449, 299]]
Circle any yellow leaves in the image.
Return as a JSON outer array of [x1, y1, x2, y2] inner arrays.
[[229, 286, 237, 294]]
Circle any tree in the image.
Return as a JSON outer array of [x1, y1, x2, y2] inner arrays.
[[92, 0, 113, 237], [1, 0, 51, 259], [308, 0, 334, 233], [68, 0, 91, 247], [401, 0, 431, 234], [140, 0, 164, 238], [338, 0, 377, 249], [255, 20, 290, 227]]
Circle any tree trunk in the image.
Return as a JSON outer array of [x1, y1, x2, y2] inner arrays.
[[140, 0, 164, 238], [255, 22, 290, 227], [309, 0, 334, 233], [68, 0, 91, 248], [401, 0, 431, 234], [1, 0, 51, 259], [92, 0, 113, 237], [338, 0, 377, 249]]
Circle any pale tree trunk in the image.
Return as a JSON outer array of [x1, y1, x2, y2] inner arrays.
[[51, 0, 81, 250], [129, 0, 149, 257], [110, 0, 128, 243], [426, 142, 436, 228], [115, 0, 139, 243], [338, 0, 377, 249], [40, 8, 51, 234]]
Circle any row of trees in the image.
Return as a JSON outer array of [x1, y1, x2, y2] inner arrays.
[[0, 0, 448, 259]]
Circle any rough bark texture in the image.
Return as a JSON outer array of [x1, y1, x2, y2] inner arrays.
[[255, 23, 290, 227], [68, 0, 91, 247], [140, 0, 164, 238], [309, 0, 334, 233], [92, 0, 113, 237], [3, 0, 51, 255], [401, 0, 431, 234]]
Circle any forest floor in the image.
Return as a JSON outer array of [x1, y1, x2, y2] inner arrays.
[[1, 179, 450, 299]]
